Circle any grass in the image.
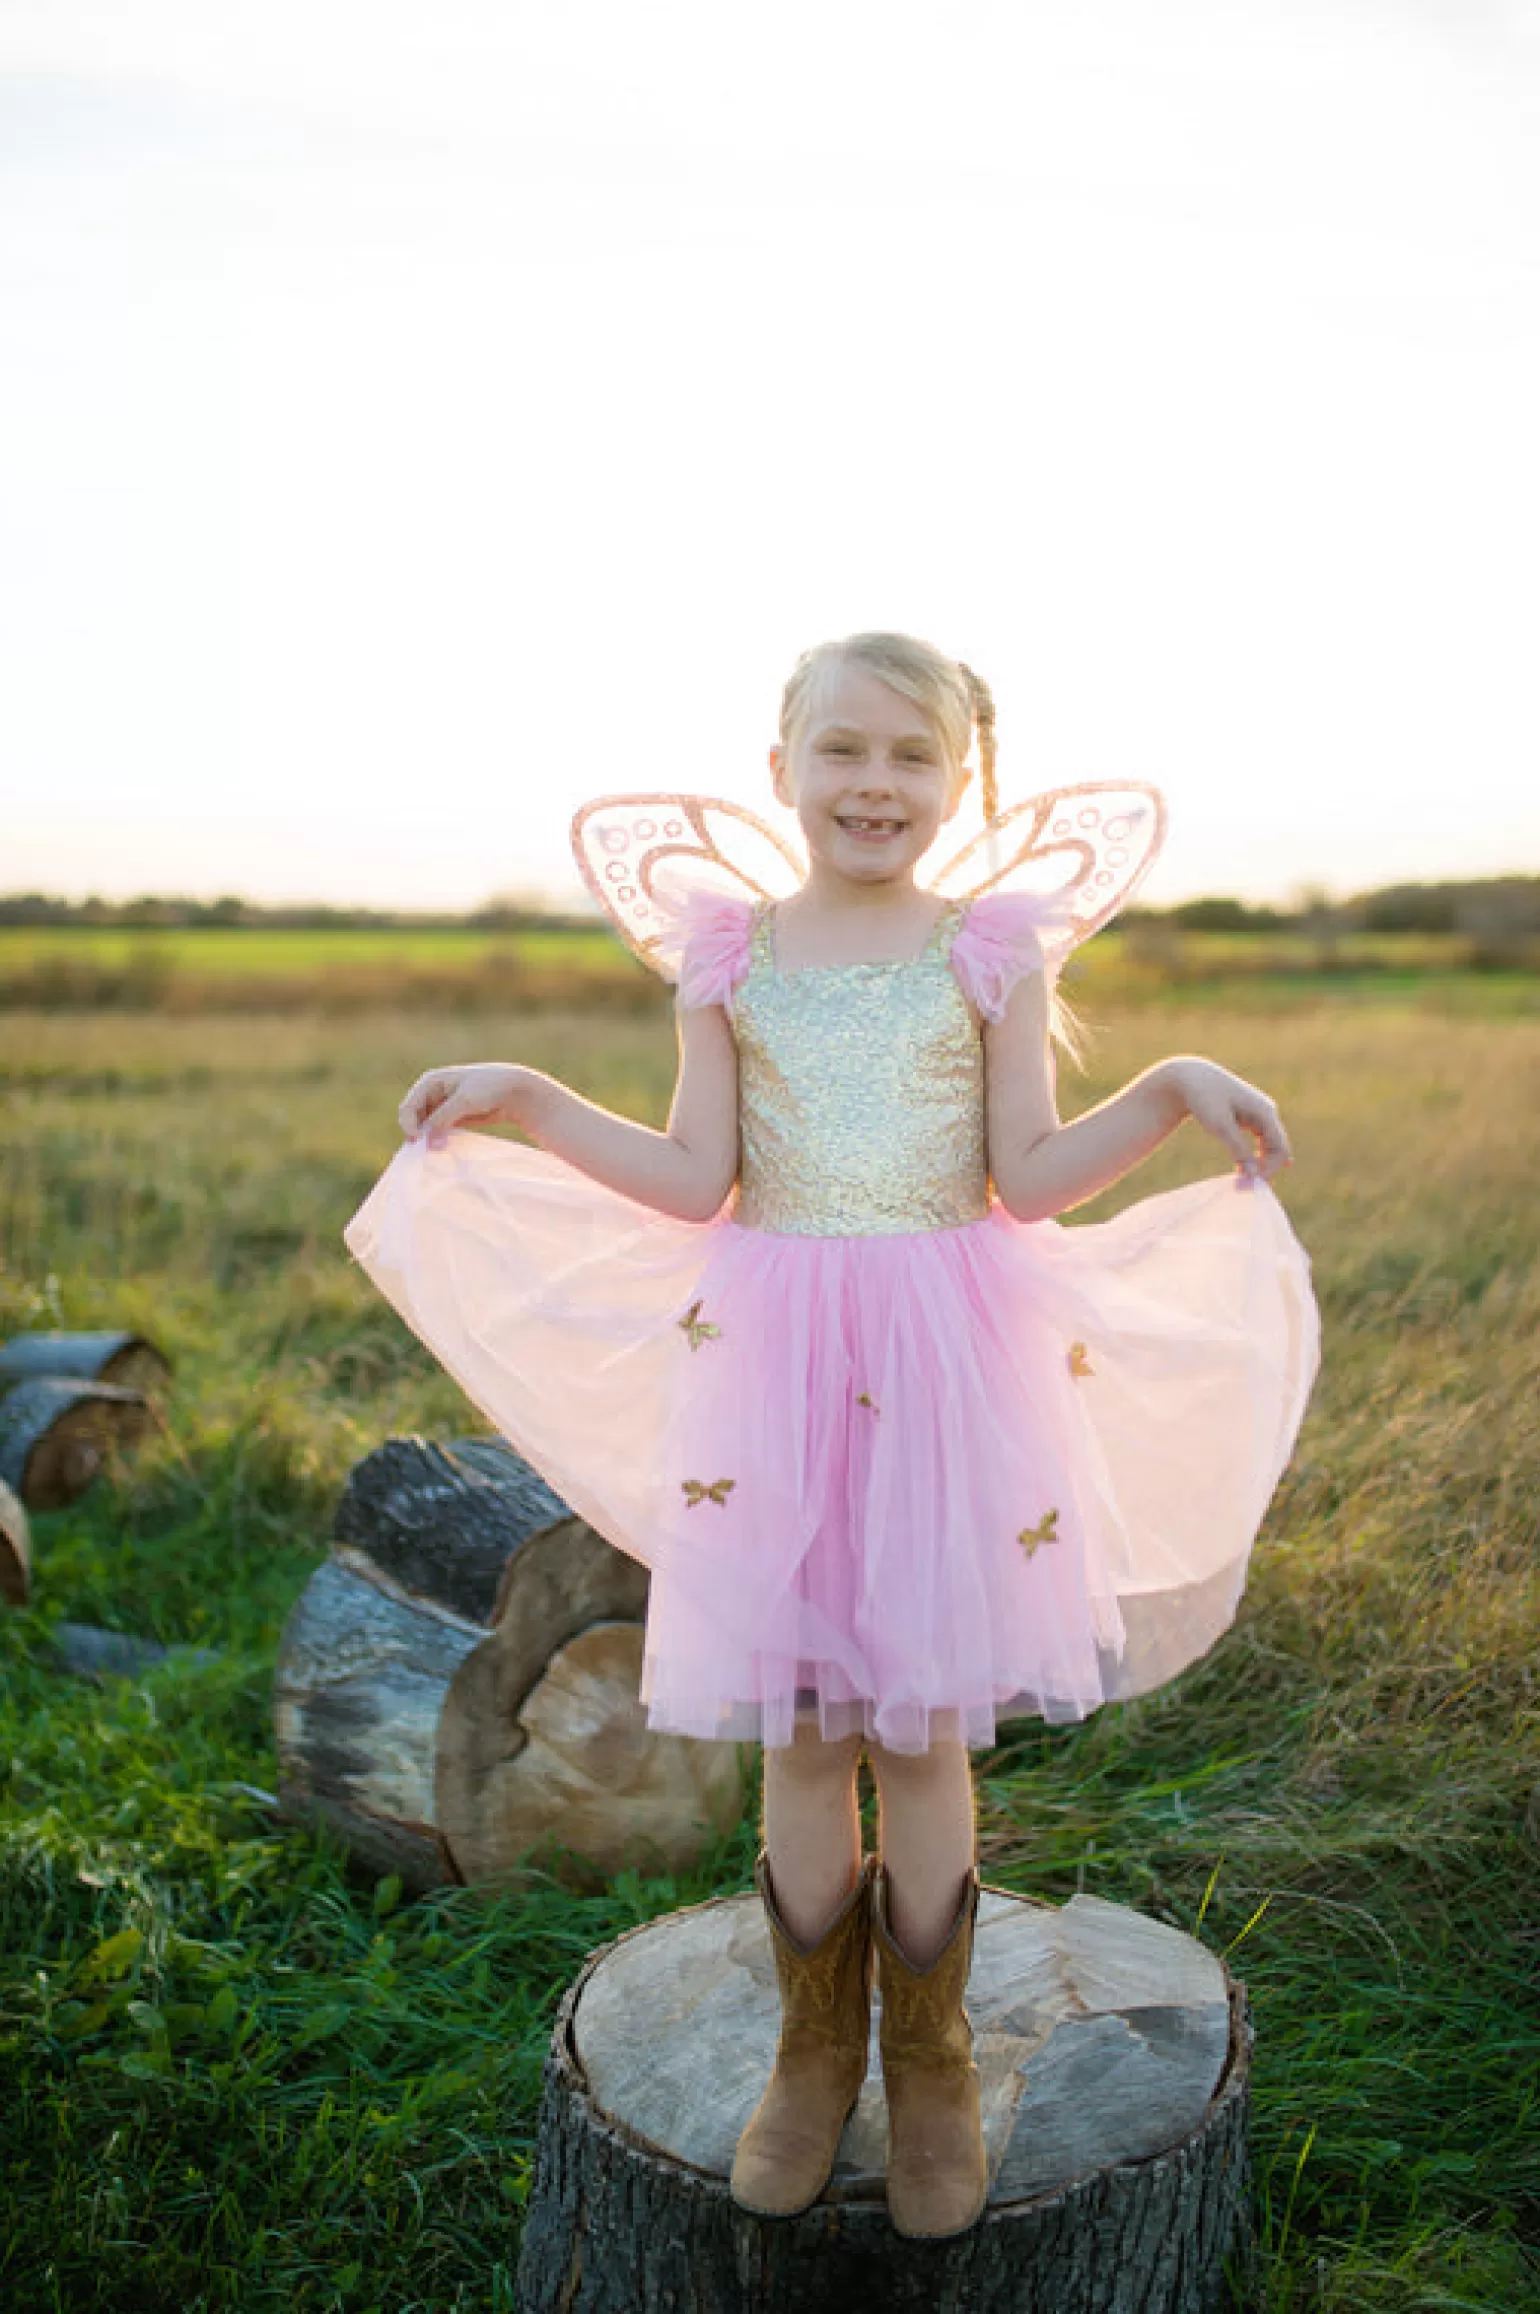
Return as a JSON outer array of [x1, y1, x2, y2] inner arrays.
[[0, 993, 1537, 2311], [3, 922, 1539, 1019]]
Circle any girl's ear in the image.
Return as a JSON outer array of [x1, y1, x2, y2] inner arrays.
[[768, 744, 791, 807]]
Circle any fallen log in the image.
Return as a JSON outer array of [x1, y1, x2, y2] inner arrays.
[[0, 1378, 151, 1510], [516, 1884, 1256, 2314], [274, 1436, 746, 1896], [0, 1329, 171, 1393]]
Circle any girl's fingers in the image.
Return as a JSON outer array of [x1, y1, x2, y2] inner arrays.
[[1239, 1099, 1291, 1178], [400, 1073, 450, 1137], [1195, 1096, 1253, 1166], [1184, 1068, 1292, 1181]]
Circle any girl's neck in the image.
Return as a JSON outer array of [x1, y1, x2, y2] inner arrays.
[[791, 861, 927, 918], [771, 874, 949, 971]]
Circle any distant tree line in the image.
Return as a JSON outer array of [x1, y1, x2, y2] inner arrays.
[[1139, 879, 1540, 938], [0, 893, 596, 932], [0, 877, 1537, 938]]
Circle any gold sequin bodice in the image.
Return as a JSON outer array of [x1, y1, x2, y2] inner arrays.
[[729, 899, 991, 1236]]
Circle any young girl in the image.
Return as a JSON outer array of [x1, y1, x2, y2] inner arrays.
[[343, 631, 1319, 2242]]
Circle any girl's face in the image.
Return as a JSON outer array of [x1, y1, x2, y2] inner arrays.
[[769, 661, 967, 888]]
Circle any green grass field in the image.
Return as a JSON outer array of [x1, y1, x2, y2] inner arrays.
[[4, 921, 1539, 1020], [1, 993, 1537, 2311], [0, 926, 615, 975]]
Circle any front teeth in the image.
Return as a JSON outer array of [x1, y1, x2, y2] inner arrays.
[[839, 818, 903, 832]]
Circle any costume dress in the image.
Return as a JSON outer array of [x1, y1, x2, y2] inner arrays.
[[342, 878, 1320, 1756]]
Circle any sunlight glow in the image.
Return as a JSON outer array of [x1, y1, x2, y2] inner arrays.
[[2, 0, 1537, 909]]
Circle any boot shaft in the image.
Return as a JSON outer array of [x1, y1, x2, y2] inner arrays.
[[755, 1848, 877, 2059], [870, 1860, 981, 2068]]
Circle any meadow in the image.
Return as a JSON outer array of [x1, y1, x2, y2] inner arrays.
[[5, 919, 1540, 1020], [0, 974, 1536, 2311]]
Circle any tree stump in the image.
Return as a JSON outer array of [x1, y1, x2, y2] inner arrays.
[[274, 1436, 746, 1895], [0, 1378, 152, 1509], [0, 1476, 30, 1605], [515, 1884, 1256, 2314]]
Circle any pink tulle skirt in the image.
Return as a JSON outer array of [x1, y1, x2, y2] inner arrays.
[[343, 1133, 1319, 1754]]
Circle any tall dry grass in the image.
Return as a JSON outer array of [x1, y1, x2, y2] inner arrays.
[[0, 997, 1536, 2310]]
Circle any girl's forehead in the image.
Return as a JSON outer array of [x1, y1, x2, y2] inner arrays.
[[801, 659, 938, 739]]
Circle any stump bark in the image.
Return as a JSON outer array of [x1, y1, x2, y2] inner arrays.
[[274, 1436, 746, 1894], [515, 1883, 1256, 2314]]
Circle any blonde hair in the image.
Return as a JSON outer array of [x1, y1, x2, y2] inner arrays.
[[777, 631, 1000, 821]]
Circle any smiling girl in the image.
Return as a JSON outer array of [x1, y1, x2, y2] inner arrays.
[[344, 630, 1319, 2239]]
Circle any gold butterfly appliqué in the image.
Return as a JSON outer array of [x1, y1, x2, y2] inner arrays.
[[678, 1299, 722, 1351], [681, 1477, 736, 1508], [1018, 1508, 1060, 1558]]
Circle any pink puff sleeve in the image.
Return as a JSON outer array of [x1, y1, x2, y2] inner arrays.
[[949, 890, 1073, 1022], [664, 887, 757, 1011]]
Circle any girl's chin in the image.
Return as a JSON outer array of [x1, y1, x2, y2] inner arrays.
[[812, 851, 922, 888], [819, 823, 933, 862]]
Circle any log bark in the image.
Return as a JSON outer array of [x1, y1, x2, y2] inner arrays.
[[0, 1378, 151, 1509], [274, 1436, 745, 1895], [0, 1329, 171, 1393], [515, 1884, 1258, 2314], [0, 1476, 31, 1605]]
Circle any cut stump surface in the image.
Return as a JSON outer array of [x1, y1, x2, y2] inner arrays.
[[516, 1882, 1256, 2314]]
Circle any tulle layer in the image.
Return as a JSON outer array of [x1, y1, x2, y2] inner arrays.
[[343, 1136, 1319, 1754]]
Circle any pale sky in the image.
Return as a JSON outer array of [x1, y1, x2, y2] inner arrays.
[[2, 0, 1537, 912]]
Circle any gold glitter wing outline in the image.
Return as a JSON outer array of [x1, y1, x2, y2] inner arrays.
[[570, 780, 1168, 980], [570, 794, 807, 979], [923, 782, 1168, 953]]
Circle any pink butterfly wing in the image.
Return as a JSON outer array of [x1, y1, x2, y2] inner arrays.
[[923, 782, 1168, 953], [570, 794, 807, 978]]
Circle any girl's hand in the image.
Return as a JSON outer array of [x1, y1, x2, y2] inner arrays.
[[1167, 1057, 1293, 1182], [399, 1063, 528, 1147]]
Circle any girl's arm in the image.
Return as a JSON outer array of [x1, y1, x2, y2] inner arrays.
[[982, 969, 1292, 1224], [397, 997, 741, 1224]]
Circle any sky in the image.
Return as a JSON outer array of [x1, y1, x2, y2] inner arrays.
[[1, 0, 1537, 913]]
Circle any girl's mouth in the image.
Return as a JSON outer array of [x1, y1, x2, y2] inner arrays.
[[836, 816, 906, 842]]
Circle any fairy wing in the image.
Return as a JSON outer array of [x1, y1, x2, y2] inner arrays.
[[570, 793, 808, 979], [922, 782, 1168, 955]]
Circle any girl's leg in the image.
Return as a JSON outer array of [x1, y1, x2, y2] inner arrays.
[[731, 1716, 871, 2216], [760, 1716, 865, 1941], [866, 1734, 976, 1965], [867, 1732, 988, 2237]]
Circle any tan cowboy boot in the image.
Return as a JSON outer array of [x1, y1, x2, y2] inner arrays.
[[730, 1848, 877, 2217], [870, 1859, 988, 2238]]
